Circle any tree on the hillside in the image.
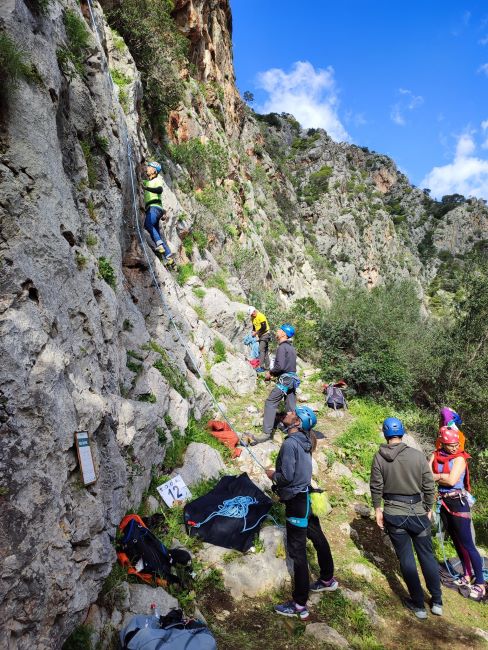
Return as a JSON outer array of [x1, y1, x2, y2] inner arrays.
[[243, 90, 254, 103]]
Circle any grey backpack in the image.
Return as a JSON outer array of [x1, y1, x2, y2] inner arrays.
[[120, 614, 217, 650]]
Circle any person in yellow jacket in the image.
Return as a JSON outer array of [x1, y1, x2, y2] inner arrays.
[[248, 306, 271, 372], [142, 162, 174, 266]]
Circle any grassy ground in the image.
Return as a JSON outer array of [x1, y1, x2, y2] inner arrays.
[[91, 371, 488, 650]]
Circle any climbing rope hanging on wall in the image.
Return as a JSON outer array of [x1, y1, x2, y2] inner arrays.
[[84, 0, 268, 473]]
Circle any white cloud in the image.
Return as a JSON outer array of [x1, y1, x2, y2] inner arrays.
[[478, 63, 488, 75], [390, 88, 423, 126], [256, 61, 350, 142], [482, 120, 488, 149], [421, 127, 488, 199]]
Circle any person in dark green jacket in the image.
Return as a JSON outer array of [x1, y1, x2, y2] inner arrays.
[[143, 162, 174, 265], [370, 417, 442, 620]]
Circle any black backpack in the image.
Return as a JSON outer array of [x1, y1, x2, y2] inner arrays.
[[326, 385, 346, 409]]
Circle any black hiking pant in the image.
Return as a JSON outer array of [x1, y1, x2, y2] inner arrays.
[[384, 513, 442, 608], [258, 332, 271, 370], [285, 491, 334, 606]]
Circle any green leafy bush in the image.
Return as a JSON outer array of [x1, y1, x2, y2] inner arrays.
[[98, 257, 116, 289], [57, 9, 91, 78], [150, 342, 189, 398], [0, 31, 38, 98], [212, 338, 227, 364], [107, 0, 187, 133], [170, 139, 228, 187], [302, 165, 333, 205], [177, 263, 194, 286]]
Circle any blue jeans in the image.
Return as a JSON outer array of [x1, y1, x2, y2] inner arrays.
[[144, 206, 171, 256], [384, 513, 442, 608]]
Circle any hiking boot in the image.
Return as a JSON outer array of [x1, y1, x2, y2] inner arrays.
[[164, 255, 175, 267], [274, 600, 309, 620], [430, 602, 443, 616], [310, 577, 339, 592], [403, 598, 427, 620], [155, 245, 165, 256]]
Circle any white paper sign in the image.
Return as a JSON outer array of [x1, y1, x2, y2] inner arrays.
[[157, 474, 192, 507], [75, 431, 97, 485]]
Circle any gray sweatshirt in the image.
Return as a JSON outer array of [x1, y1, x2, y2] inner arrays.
[[370, 442, 435, 515], [274, 429, 312, 501]]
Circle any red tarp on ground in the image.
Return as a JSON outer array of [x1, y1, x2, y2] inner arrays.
[[207, 420, 242, 458]]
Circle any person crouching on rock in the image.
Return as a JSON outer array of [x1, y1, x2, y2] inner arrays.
[[142, 161, 175, 266], [370, 417, 443, 619], [430, 426, 486, 601], [266, 406, 338, 620]]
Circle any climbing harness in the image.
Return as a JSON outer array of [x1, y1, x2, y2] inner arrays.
[[85, 0, 267, 475], [276, 372, 301, 395], [286, 490, 310, 528]]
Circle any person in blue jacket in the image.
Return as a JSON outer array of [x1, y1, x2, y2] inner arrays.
[[266, 407, 338, 619]]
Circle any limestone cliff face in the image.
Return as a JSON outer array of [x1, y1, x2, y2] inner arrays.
[[1, 0, 487, 647], [172, 0, 242, 136]]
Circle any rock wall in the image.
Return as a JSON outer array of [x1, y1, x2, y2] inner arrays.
[[1, 0, 487, 647]]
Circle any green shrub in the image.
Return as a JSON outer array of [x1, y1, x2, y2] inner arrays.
[[206, 271, 228, 294], [183, 230, 207, 256], [57, 9, 91, 78], [85, 233, 97, 247], [177, 263, 194, 286], [75, 251, 87, 269], [302, 165, 333, 205], [150, 342, 189, 398], [192, 287, 205, 299], [98, 257, 116, 289], [107, 0, 187, 133], [62, 625, 94, 650], [0, 31, 38, 98], [80, 140, 97, 188], [170, 139, 228, 187], [212, 338, 227, 364]]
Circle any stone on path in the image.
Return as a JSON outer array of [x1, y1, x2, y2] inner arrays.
[[349, 562, 373, 582], [173, 442, 225, 487], [353, 503, 372, 517], [341, 587, 382, 625], [305, 622, 350, 648], [198, 527, 290, 600], [330, 461, 353, 479], [210, 352, 256, 395]]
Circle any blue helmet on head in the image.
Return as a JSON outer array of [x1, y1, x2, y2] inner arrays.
[[295, 406, 317, 432], [280, 323, 295, 338], [147, 161, 162, 173], [382, 417, 405, 438]]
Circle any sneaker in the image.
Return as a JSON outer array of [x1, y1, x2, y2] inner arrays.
[[274, 600, 309, 620], [164, 255, 175, 266], [155, 245, 165, 255], [453, 576, 470, 587], [310, 577, 339, 592], [403, 598, 427, 620], [430, 602, 443, 616], [469, 584, 486, 601]]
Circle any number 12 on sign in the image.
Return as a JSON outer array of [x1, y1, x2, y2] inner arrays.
[[157, 474, 191, 507]]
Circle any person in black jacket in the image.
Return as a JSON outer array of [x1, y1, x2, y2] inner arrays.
[[266, 407, 338, 619], [250, 323, 298, 445]]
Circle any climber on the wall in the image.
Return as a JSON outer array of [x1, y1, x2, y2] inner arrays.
[[247, 305, 271, 372], [247, 324, 300, 445], [142, 162, 175, 266]]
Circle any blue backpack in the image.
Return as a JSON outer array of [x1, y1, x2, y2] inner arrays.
[[120, 613, 217, 650]]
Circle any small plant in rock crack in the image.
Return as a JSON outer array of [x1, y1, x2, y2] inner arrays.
[[98, 257, 116, 289]]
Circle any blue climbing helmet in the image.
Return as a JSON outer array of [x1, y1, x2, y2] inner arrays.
[[295, 406, 317, 432], [280, 323, 295, 338], [147, 161, 162, 173], [382, 417, 405, 438]]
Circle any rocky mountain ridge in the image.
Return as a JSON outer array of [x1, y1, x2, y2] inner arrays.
[[0, 0, 487, 647]]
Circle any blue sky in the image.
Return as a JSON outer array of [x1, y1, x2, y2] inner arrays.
[[230, 0, 488, 199]]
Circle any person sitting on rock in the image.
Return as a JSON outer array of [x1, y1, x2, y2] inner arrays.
[[266, 406, 338, 620], [370, 417, 443, 619], [430, 426, 486, 601], [249, 323, 298, 445], [247, 305, 271, 372], [142, 161, 174, 266]]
